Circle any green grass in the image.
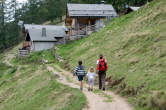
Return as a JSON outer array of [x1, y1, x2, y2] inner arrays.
[[12, 49, 55, 65], [56, 0, 166, 110], [0, 63, 11, 78], [0, 52, 87, 110]]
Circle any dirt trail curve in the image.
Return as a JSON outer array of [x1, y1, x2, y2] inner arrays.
[[3, 46, 18, 66], [2, 45, 134, 110], [47, 65, 134, 110]]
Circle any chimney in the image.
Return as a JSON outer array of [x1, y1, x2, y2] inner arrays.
[[101, 0, 104, 4], [42, 27, 46, 37]]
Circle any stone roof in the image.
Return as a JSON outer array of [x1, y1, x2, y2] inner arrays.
[[28, 29, 58, 42], [24, 24, 67, 42], [67, 3, 118, 17], [129, 6, 140, 11]]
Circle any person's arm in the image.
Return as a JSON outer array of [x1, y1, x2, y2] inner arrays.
[[96, 62, 100, 74], [96, 60, 99, 65], [96, 70, 99, 75], [86, 72, 89, 78], [94, 73, 96, 77], [106, 63, 108, 71], [83, 66, 87, 77], [105, 61, 108, 71], [104, 57, 107, 63], [74, 67, 78, 76], [104, 58, 108, 71]]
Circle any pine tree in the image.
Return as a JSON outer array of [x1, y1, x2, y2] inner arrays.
[[0, 0, 6, 49], [9, 0, 19, 43]]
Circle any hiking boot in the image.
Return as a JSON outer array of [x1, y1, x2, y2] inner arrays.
[[103, 88, 105, 91]]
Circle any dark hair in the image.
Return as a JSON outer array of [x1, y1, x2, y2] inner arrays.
[[78, 60, 82, 65], [99, 54, 103, 59]]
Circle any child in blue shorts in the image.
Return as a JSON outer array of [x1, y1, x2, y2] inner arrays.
[[74, 60, 86, 90]]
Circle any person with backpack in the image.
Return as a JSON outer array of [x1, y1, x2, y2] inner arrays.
[[96, 54, 108, 91], [74, 60, 86, 91]]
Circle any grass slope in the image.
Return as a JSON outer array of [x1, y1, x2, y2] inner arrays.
[[0, 50, 86, 110], [57, 0, 166, 110]]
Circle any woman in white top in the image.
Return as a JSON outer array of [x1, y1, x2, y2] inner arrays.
[[87, 67, 96, 91]]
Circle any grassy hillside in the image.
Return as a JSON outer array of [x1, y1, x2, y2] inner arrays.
[[0, 50, 86, 110], [56, 0, 166, 110]]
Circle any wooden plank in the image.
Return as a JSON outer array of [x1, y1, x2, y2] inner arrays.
[[19, 55, 28, 57], [19, 50, 29, 52], [19, 52, 29, 54], [18, 49, 30, 58]]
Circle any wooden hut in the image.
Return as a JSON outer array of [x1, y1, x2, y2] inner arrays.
[[65, 2, 118, 39], [21, 24, 67, 52]]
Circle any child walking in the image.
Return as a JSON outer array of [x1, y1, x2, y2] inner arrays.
[[74, 60, 86, 91], [87, 67, 96, 91]]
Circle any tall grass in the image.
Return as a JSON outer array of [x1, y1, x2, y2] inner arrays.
[[56, 0, 166, 110]]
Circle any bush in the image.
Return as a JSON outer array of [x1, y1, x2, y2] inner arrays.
[[148, 91, 166, 110]]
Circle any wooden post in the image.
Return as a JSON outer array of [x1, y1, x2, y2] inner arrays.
[[76, 18, 79, 36], [86, 25, 88, 35], [70, 29, 72, 37], [72, 18, 75, 36], [72, 18, 75, 28], [88, 19, 91, 35]]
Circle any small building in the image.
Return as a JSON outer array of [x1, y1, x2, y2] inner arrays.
[[125, 6, 140, 14], [65, 2, 118, 39], [22, 24, 67, 51]]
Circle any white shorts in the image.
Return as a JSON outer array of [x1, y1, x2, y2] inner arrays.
[[88, 79, 95, 86]]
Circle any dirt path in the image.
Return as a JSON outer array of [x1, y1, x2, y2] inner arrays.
[[3, 46, 18, 67], [47, 65, 134, 110], [2, 45, 134, 110], [3, 52, 15, 66]]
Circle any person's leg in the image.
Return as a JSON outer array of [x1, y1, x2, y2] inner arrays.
[[98, 72, 102, 90], [101, 72, 106, 91], [91, 85, 93, 91], [78, 76, 83, 90], [88, 80, 91, 91], [90, 85, 93, 91], [80, 81, 83, 90], [91, 79, 94, 91]]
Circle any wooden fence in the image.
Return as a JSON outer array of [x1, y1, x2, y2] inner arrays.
[[18, 49, 30, 58], [69, 25, 99, 40]]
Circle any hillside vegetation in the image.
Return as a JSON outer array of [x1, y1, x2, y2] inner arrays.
[[0, 0, 151, 52], [57, 0, 166, 110], [0, 49, 86, 110]]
